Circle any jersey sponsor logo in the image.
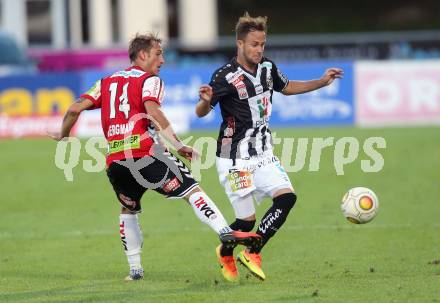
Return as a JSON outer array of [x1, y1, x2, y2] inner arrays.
[[257, 96, 269, 118], [238, 86, 249, 99], [267, 74, 273, 90], [85, 80, 101, 100], [255, 83, 264, 95], [108, 134, 140, 154], [236, 82, 246, 89], [226, 70, 249, 99], [193, 196, 217, 219], [107, 121, 135, 136], [277, 69, 289, 85], [142, 77, 161, 101], [227, 170, 253, 192], [232, 75, 245, 86], [162, 177, 181, 193], [255, 117, 269, 128], [226, 70, 244, 84], [232, 78, 248, 100], [111, 69, 145, 78], [249, 92, 271, 127]]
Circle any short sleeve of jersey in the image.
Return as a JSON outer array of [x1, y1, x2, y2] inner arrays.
[[142, 76, 164, 105], [209, 71, 229, 108], [80, 80, 102, 109], [271, 61, 289, 92]]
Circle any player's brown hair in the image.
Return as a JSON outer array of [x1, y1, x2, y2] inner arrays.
[[235, 12, 268, 40], [128, 33, 162, 62]]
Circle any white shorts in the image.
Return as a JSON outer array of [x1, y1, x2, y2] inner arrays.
[[216, 151, 294, 219]]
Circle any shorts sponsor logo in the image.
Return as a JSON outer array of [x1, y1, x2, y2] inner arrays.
[[162, 177, 181, 193], [193, 196, 217, 219], [242, 155, 278, 173], [227, 171, 253, 192], [119, 193, 137, 208]]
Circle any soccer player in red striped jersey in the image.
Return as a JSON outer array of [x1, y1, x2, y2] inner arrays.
[[49, 33, 261, 282]]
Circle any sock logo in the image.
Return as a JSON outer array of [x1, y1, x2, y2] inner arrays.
[[258, 208, 282, 234], [193, 196, 217, 219], [119, 221, 128, 251]]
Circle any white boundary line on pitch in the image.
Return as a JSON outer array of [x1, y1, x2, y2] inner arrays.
[[0, 223, 438, 239]]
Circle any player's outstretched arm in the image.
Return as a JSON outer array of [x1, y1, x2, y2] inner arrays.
[[145, 101, 198, 161], [48, 97, 94, 141], [282, 67, 343, 96], [195, 85, 213, 117]]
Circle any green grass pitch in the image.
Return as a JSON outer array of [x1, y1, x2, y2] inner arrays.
[[1, 127, 439, 302]]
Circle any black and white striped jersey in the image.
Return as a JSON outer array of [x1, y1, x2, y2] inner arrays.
[[209, 57, 289, 159]]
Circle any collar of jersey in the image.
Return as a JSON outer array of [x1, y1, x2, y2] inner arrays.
[[232, 57, 262, 80], [126, 65, 144, 72]]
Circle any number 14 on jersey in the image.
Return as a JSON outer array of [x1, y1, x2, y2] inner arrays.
[[109, 82, 131, 119]]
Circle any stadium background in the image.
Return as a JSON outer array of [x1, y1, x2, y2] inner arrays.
[[0, 1, 439, 302]]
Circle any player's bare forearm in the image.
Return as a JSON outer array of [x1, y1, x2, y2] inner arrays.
[[144, 101, 183, 150], [282, 67, 343, 96], [196, 85, 213, 117], [195, 99, 211, 117], [281, 79, 326, 95], [49, 97, 94, 140], [60, 109, 80, 138]]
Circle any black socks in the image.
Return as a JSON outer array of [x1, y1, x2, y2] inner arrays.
[[251, 192, 297, 253], [221, 192, 297, 256]]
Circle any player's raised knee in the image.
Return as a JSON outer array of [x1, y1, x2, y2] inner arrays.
[[273, 192, 297, 210]]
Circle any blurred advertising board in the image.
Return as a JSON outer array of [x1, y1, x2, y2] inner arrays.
[[29, 49, 129, 72], [0, 61, 354, 138], [355, 61, 440, 126], [0, 73, 80, 137], [271, 61, 354, 127], [90, 61, 353, 131]]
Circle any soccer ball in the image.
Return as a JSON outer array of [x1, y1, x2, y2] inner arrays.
[[341, 187, 379, 224]]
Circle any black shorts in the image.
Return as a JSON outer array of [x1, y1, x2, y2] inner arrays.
[[106, 151, 198, 213]]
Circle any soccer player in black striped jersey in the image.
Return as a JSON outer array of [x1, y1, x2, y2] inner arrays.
[[196, 13, 343, 282]]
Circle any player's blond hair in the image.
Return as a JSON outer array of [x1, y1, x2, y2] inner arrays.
[[235, 12, 268, 40], [128, 33, 162, 62]]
